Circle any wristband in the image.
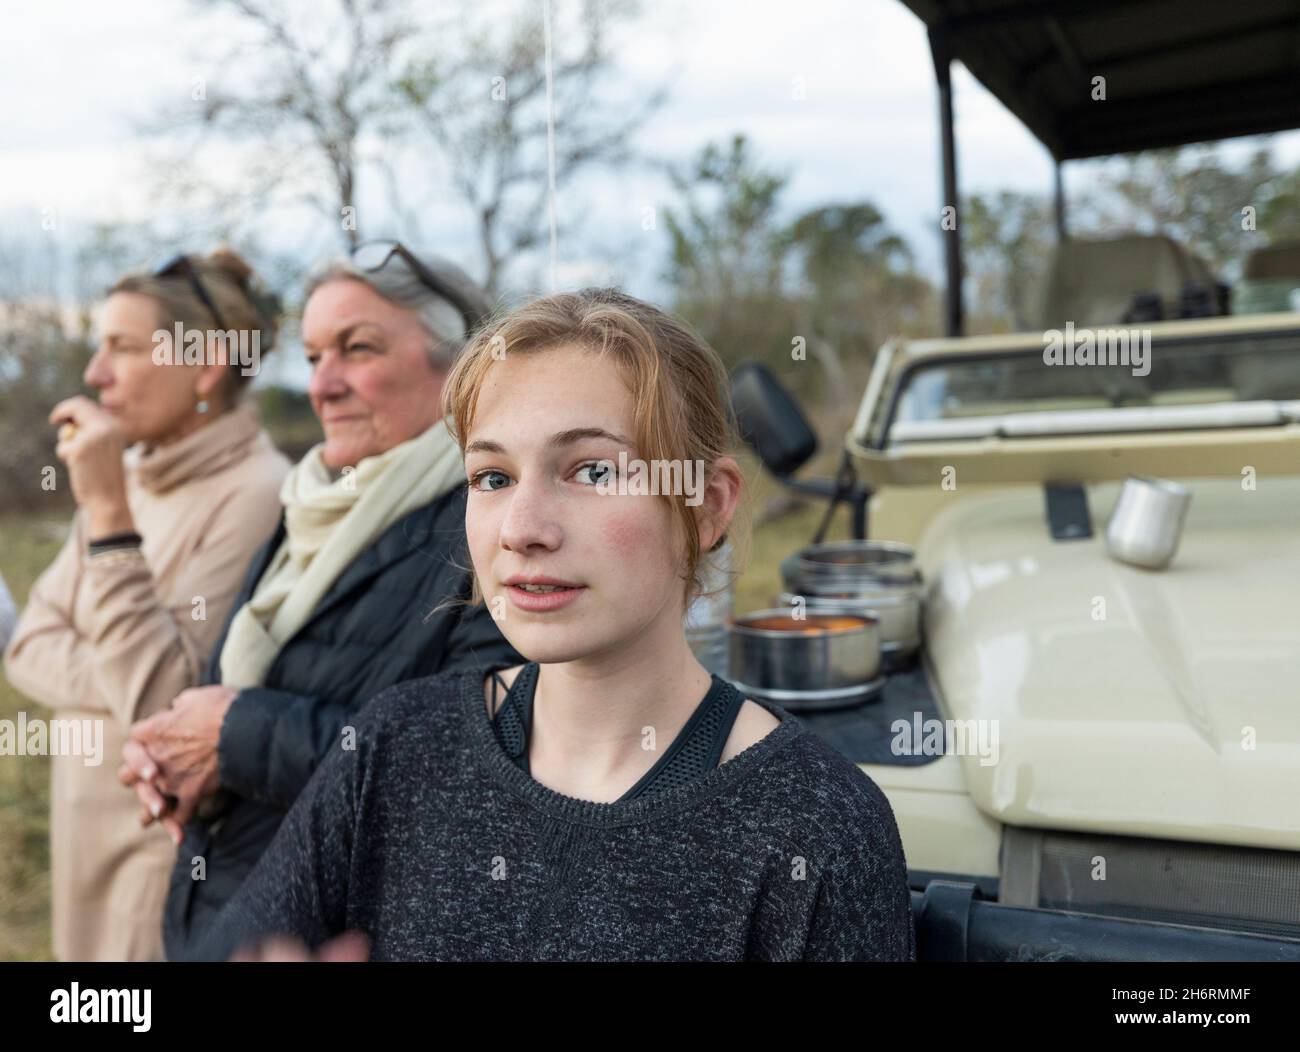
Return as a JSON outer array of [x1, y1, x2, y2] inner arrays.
[[88, 531, 143, 556]]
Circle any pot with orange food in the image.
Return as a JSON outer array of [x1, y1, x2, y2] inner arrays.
[[727, 610, 882, 711]]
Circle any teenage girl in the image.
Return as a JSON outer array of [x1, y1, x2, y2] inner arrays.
[[190, 288, 916, 962]]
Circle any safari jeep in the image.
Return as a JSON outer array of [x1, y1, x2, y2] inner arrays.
[[738, 314, 1300, 961], [733, 0, 1300, 961], [834, 316, 1300, 961]]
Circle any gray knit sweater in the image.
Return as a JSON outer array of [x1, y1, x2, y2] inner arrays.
[[188, 666, 917, 962]]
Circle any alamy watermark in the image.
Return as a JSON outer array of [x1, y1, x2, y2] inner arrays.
[[891, 712, 999, 766], [593, 453, 706, 507], [0, 712, 103, 766], [1043, 322, 1150, 377], [50, 983, 150, 1031], [152, 323, 261, 376]]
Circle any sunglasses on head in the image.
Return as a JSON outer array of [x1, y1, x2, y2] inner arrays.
[[350, 240, 484, 335], [153, 254, 228, 331]]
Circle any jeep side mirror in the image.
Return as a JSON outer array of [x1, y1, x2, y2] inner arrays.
[[729, 360, 818, 478]]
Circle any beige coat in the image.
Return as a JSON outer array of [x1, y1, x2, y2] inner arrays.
[[4, 403, 288, 961]]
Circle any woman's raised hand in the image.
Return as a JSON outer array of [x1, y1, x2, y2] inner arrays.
[[50, 396, 133, 536]]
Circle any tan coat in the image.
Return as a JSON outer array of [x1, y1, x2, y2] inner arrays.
[[4, 403, 289, 961]]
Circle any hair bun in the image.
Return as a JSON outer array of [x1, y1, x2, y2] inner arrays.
[[199, 247, 282, 347], [206, 246, 254, 288]]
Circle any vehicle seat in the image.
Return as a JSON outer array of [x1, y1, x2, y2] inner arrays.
[[1234, 241, 1300, 314], [1242, 241, 1300, 281], [1036, 234, 1217, 329]]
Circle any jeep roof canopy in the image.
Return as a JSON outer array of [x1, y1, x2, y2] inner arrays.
[[899, 0, 1300, 334]]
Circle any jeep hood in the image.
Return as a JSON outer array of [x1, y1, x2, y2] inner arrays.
[[919, 476, 1300, 851]]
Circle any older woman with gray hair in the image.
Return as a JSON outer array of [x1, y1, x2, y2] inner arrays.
[[118, 242, 522, 959]]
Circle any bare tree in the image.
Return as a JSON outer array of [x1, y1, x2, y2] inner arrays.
[[393, 0, 665, 295], [152, 0, 422, 249]]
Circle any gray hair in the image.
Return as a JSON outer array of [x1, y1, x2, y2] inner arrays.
[[304, 247, 493, 371]]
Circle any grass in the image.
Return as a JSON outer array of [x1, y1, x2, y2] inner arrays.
[[0, 513, 67, 961], [0, 456, 855, 961], [733, 452, 856, 614]]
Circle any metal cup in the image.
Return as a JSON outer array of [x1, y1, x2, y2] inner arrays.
[[1105, 475, 1192, 570]]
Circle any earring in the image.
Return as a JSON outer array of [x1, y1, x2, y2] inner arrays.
[[196, 399, 209, 414]]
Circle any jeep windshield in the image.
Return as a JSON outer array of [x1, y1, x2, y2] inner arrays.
[[887, 330, 1300, 445]]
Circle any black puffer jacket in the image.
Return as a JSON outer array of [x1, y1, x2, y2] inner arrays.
[[163, 484, 521, 959]]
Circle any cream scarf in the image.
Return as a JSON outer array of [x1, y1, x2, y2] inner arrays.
[[219, 417, 465, 689]]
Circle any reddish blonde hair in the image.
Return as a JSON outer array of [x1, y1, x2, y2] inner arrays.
[[441, 287, 748, 608]]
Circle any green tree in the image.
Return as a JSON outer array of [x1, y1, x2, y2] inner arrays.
[[0, 235, 88, 514], [662, 135, 804, 401], [1081, 144, 1291, 279], [785, 203, 936, 404], [961, 191, 1054, 333], [663, 136, 935, 409]]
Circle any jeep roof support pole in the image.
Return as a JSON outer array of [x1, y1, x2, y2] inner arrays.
[[929, 25, 963, 337], [1053, 159, 1067, 242]]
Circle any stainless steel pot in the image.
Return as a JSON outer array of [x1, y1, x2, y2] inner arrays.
[[777, 590, 920, 659], [736, 677, 887, 712], [784, 571, 919, 604], [1105, 475, 1193, 570], [728, 609, 881, 695], [779, 539, 923, 663], [782, 540, 918, 588]]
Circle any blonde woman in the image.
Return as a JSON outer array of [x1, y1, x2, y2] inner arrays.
[[188, 288, 915, 962], [4, 250, 289, 961]]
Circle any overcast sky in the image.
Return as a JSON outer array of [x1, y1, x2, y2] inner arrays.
[[5, 0, 1300, 385], [3, 0, 1056, 268]]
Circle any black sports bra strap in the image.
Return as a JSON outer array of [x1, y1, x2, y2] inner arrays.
[[620, 676, 744, 800], [491, 665, 531, 764], [702, 679, 747, 770], [488, 663, 748, 800]]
